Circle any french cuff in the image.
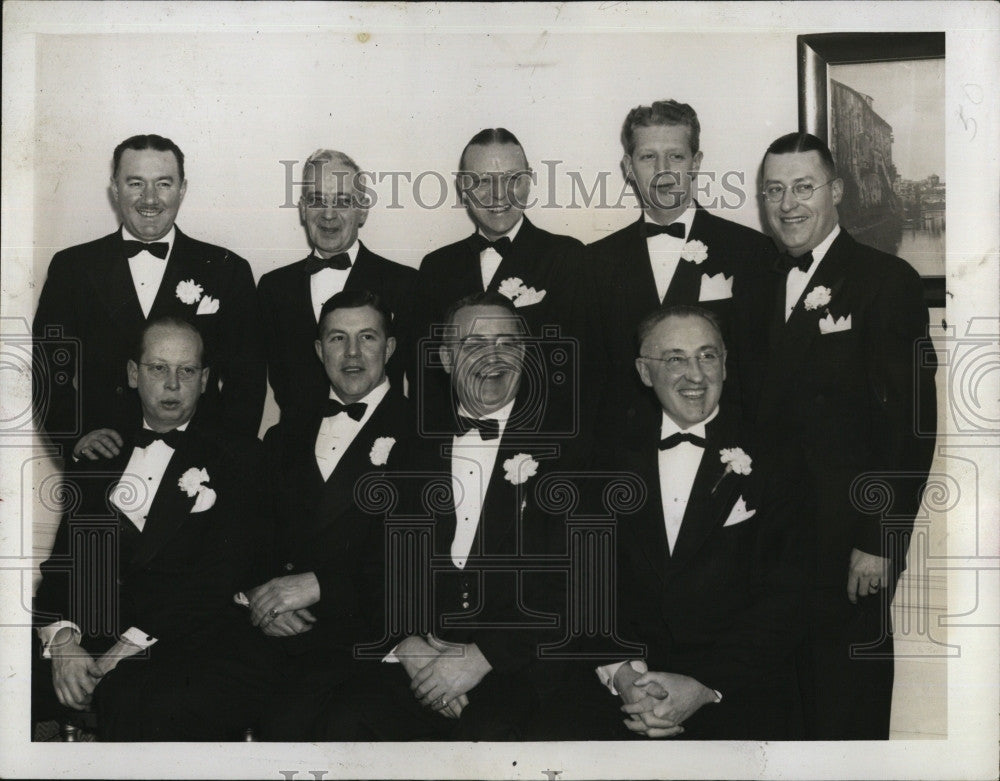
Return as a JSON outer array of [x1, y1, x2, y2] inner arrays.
[[381, 644, 400, 663], [595, 659, 648, 696], [38, 621, 82, 658], [121, 626, 157, 648], [712, 689, 723, 703]]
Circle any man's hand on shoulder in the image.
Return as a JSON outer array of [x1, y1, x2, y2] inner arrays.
[[49, 629, 103, 711], [73, 428, 123, 461]]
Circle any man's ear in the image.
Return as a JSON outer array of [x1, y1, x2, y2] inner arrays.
[[314, 339, 323, 363], [178, 178, 188, 204], [198, 367, 209, 395], [127, 360, 139, 389], [691, 150, 704, 173], [635, 357, 653, 388], [439, 344, 454, 375], [384, 336, 397, 363], [620, 154, 634, 183], [831, 177, 844, 206]]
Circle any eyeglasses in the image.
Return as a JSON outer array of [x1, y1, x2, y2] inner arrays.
[[640, 350, 723, 376], [301, 193, 365, 210], [760, 179, 837, 203], [140, 362, 203, 382]]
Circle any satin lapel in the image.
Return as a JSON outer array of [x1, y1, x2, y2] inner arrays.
[[460, 235, 490, 292], [473, 440, 523, 558], [428, 438, 459, 556], [292, 259, 319, 332], [620, 218, 661, 312], [148, 227, 195, 317], [493, 216, 543, 288], [663, 207, 706, 305], [346, 243, 379, 295], [129, 439, 201, 569], [623, 447, 670, 590], [88, 233, 146, 324]]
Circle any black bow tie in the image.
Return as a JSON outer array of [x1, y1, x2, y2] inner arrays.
[[123, 240, 169, 259], [134, 427, 186, 449], [305, 253, 351, 274], [659, 431, 706, 450], [457, 415, 500, 441], [645, 222, 686, 240], [777, 251, 814, 274], [323, 398, 367, 421], [470, 234, 512, 258]]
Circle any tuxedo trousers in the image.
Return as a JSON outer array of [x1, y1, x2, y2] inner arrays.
[[797, 585, 895, 739], [323, 662, 537, 741]]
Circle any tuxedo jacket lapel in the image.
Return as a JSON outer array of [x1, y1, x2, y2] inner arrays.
[[88, 233, 145, 325], [618, 218, 661, 311], [666, 446, 732, 577], [624, 448, 671, 590]]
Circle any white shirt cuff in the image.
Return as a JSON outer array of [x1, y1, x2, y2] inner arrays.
[[38, 621, 81, 658], [595, 659, 648, 696], [381, 644, 400, 663], [121, 626, 157, 648]]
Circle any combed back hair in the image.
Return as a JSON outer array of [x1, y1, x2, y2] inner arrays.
[[636, 304, 725, 355], [458, 128, 528, 171], [304, 149, 362, 178], [443, 290, 525, 333], [317, 288, 394, 338], [764, 132, 839, 179], [113, 134, 185, 180], [621, 100, 701, 156], [132, 315, 207, 366]]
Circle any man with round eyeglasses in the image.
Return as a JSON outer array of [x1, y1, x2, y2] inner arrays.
[[754, 132, 938, 739]]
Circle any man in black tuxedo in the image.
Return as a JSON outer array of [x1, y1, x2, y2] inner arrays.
[[412, 129, 586, 436], [33, 317, 269, 740], [331, 291, 569, 740], [586, 100, 775, 447], [242, 289, 412, 740], [33, 134, 265, 457], [257, 149, 416, 418], [754, 132, 937, 739], [535, 305, 807, 740]]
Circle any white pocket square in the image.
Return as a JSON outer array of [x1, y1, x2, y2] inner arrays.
[[818, 313, 851, 334], [196, 295, 220, 315], [699, 272, 733, 302], [723, 496, 756, 527]]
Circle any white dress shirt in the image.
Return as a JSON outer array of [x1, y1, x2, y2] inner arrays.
[[314, 379, 390, 481], [310, 241, 360, 321], [37, 419, 191, 656], [478, 218, 523, 290], [449, 399, 515, 569], [645, 205, 696, 303], [124, 226, 175, 317], [784, 224, 840, 321]]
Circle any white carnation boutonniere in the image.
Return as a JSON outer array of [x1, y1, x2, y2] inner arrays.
[[712, 447, 752, 494], [178, 466, 216, 512], [498, 276, 547, 309], [175, 279, 204, 305], [680, 239, 708, 264], [803, 285, 832, 311], [503, 453, 539, 486], [369, 436, 396, 466]]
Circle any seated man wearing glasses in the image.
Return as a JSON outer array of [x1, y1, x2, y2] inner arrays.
[[33, 316, 270, 740], [258, 149, 415, 419], [412, 129, 587, 437]]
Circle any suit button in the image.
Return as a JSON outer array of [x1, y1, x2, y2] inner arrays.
[[115, 386, 124, 395], [461, 592, 470, 599], [284, 562, 294, 572], [461, 601, 470, 609]]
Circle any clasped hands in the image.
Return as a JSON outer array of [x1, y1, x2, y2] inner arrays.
[[396, 634, 492, 720], [247, 572, 321, 636], [614, 664, 716, 738], [49, 627, 143, 711]]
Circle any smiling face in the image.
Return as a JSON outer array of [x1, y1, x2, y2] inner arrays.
[[623, 123, 703, 225], [127, 323, 208, 432], [441, 304, 525, 417], [459, 142, 532, 240], [299, 160, 369, 257], [762, 150, 843, 257], [111, 148, 187, 241], [635, 314, 726, 429], [314, 304, 395, 404]]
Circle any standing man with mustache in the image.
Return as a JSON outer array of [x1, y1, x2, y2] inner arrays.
[[586, 101, 775, 449], [412, 129, 587, 438], [33, 134, 265, 458], [258, 149, 416, 419]]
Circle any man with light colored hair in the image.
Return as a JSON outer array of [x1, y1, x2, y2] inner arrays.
[[258, 149, 415, 418]]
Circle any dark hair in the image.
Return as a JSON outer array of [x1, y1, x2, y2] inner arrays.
[[442, 290, 524, 330], [621, 100, 701, 156], [132, 315, 207, 366], [764, 132, 838, 178], [113, 134, 186, 181], [317, 289, 394, 338], [636, 304, 724, 355], [458, 128, 528, 171]]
